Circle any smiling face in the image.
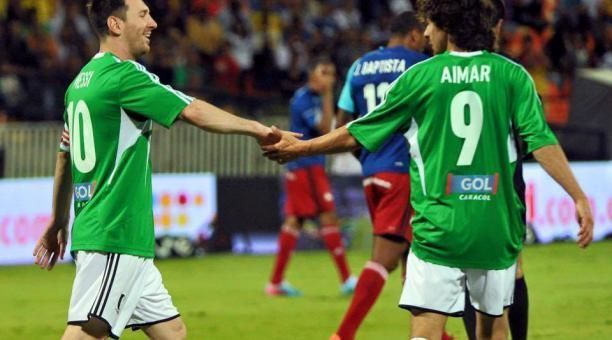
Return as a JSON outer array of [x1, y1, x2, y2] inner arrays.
[[121, 0, 157, 58]]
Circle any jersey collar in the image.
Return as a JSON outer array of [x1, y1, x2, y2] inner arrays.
[[448, 50, 484, 57]]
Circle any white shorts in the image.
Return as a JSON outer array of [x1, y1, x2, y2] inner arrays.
[[67, 251, 179, 339], [399, 251, 516, 317]]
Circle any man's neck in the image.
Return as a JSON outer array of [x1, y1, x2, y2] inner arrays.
[[447, 40, 469, 53], [99, 40, 134, 60]]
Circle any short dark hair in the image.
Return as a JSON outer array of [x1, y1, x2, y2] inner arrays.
[[87, 0, 128, 38], [390, 11, 424, 36], [418, 0, 495, 51], [307, 56, 333, 73]]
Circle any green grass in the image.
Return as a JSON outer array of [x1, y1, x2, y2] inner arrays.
[[1, 240, 611, 339]]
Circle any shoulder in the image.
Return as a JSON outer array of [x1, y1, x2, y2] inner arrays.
[[489, 52, 530, 79], [396, 55, 439, 81], [114, 59, 148, 76]]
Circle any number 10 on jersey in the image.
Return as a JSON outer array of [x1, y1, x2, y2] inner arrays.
[[67, 100, 97, 173]]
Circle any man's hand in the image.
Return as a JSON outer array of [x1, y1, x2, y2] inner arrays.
[[575, 197, 594, 248], [256, 125, 302, 147], [33, 224, 68, 270], [262, 126, 307, 164]]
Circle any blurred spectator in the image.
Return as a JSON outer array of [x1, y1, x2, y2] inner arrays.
[[0, 0, 609, 122]]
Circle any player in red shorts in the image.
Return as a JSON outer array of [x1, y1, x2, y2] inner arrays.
[[265, 57, 356, 296]]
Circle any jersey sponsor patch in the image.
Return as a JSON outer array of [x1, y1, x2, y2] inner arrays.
[[446, 174, 498, 201], [73, 181, 96, 202]]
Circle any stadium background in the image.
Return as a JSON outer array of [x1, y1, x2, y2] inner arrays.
[[0, 0, 611, 339]]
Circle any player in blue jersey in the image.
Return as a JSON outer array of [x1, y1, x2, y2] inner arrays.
[[266, 57, 356, 296], [330, 12, 446, 340]]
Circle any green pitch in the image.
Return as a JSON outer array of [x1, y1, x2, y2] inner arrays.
[[1, 241, 611, 339]]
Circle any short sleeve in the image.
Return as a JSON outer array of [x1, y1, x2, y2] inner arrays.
[[337, 61, 358, 113], [347, 71, 415, 152], [118, 61, 194, 128], [511, 67, 558, 153]]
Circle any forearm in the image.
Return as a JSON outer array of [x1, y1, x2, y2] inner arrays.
[[51, 152, 73, 228], [317, 91, 334, 134], [532, 144, 586, 201], [180, 99, 267, 138], [302, 126, 359, 156]]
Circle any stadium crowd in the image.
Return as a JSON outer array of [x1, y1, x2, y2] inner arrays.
[[0, 0, 611, 122]]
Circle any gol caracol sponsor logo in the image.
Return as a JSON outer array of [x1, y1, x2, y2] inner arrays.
[[73, 181, 96, 202], [446, 174, 498, 201]]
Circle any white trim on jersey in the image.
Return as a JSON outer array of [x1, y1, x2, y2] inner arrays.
[[507, 121, 518, 163], [491, 53, 543, 105], [127, 60, 194, 105], [449, 50, 484, 57], [108, 108, 145, 184], [404, 118, 427, 195]]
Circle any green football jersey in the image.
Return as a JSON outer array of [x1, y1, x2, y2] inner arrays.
[[348, 51, 558, 269], [62, 52, 193, 257]]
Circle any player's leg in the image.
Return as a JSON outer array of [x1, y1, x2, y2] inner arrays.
[[466, 261, 516, 340], [66, 252, 160, 339], [333, 173, 410, 340], [400, 251, 466, 339], [267, 215, 303, 296], [319, 210, 353, 289], [464, 256, 525, 340], [476, 310, 509, 340], [508, 254, 528, 340], [313, 165, 353, 288], [411, 311, 448, 340], [141, 317, 186, 340], [267, 169, 311, 296], [125, 259, 184, 339], [462, 290, 477, 340], [333, 236, 408, 340]]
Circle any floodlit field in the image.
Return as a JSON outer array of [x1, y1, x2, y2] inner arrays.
[[1, 240, 611, 339]]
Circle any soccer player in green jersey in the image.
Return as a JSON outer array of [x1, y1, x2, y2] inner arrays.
[[461, 1, 530, 339], [32, 1, 283, 339], [262, 0, 594, 339]]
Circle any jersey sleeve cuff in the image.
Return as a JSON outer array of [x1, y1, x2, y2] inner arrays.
[[526, 138, 559, 154], [159, 101, 190, 128], [347, 124, 380, 152]]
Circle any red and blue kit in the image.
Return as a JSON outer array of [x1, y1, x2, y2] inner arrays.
[[338, 46, 427, 239], [284, 86, 334, 217]]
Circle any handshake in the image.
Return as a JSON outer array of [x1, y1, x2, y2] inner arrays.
[[257, 126, 305, 164]]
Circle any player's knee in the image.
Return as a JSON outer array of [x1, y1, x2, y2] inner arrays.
[[80, 317, 110, 339], [380, 258, 400, 273]]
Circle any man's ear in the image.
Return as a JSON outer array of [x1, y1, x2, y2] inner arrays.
[[107, 16, 123, 36]]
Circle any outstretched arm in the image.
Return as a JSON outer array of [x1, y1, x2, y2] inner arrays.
[[180, 99, 278, 145], [33, 151, 72, 270], [532, 144, 594, 248]]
